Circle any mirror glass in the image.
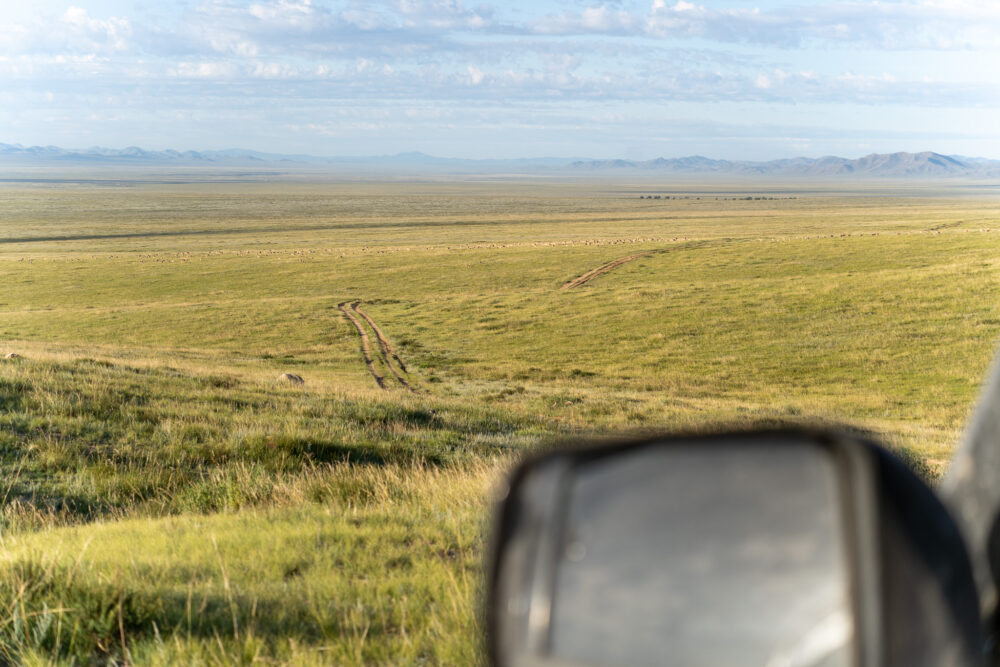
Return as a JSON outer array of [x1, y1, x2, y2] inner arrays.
[[546, 439, 855, 667]]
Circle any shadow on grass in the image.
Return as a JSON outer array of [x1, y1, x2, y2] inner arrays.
[[0, 357, 536, 524], [0, 562, 422, 664]]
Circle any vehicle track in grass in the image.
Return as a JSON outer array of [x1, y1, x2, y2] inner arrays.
[[353, 303, 409, 373], [560, 240, 720, 290], [351, 301, 413, 392], [561, 252, 654, 289], [338, 300, 386, 389], [339, 300, 413, 392]]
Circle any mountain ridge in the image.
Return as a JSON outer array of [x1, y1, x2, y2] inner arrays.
[[1, 143, 998, 177], [570, 151, 1000, 177]]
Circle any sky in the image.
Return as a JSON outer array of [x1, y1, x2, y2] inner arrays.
[[3, 0, 1000, 160]]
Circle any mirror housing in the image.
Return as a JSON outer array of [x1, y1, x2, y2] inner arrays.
[[487, 429, 983, 667]]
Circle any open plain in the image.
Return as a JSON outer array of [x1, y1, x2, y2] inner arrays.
[[1, 173, 999, 663]]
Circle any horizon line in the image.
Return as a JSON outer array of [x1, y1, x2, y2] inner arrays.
[[1, 141, 995, 164]]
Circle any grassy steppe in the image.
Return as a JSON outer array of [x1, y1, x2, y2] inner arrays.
[[1, 176, 999, 663]]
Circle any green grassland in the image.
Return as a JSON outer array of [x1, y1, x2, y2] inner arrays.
[[1, 175, 999, 663]]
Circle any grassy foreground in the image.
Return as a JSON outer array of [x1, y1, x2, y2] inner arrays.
[[1, 176, 999, 662], [0, 463, 495, 664]]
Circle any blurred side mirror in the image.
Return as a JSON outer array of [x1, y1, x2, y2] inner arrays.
[[487, 430, 983, 667]]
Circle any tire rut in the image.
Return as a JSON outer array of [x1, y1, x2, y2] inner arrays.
[[561, 252, 653, 289], [351, 302, 413, 392], [353, 303, 409, 373], [338, 301, 386, 389], [560, 240, 719, 290]]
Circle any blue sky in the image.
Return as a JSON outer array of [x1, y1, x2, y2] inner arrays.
[[4, 0, 1000, 159]]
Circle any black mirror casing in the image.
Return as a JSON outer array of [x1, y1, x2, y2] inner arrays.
[[874, 446, 983, 665], [487, 429, 984, 667]]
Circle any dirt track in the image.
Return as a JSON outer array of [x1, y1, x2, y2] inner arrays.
[[340, 300, 413, 392], [561, 240, 724, 290], [561, 252, 653, 289], [352, 302, 412, 391], [339, 301, 386, 389], [354, 304, 408, 373]]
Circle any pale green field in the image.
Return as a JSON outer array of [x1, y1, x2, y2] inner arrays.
[[1, 175, 999, 662]]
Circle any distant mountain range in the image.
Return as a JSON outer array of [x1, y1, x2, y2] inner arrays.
[[0, 143, 571, 171], [2, 142, 998, 178], [570, 151, 1000, 178]]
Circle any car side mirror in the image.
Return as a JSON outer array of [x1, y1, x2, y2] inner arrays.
[[487, 429, 984, 666]]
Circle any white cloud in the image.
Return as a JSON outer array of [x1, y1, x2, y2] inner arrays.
[[535, 0, 1000, 50], [248, 0, 316, 24], [340, 8, 394, 31], [534, 4, 639, 34], [61, 6, 132, 52], [5, 0, 1000, 159], [0, 6, 133, 56], [169, 61, 238, 78], [394, 0, 494, 29], [252, 61, 300, 78]]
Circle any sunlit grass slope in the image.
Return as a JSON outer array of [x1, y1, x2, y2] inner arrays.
[[0, 177, 999, 662]]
